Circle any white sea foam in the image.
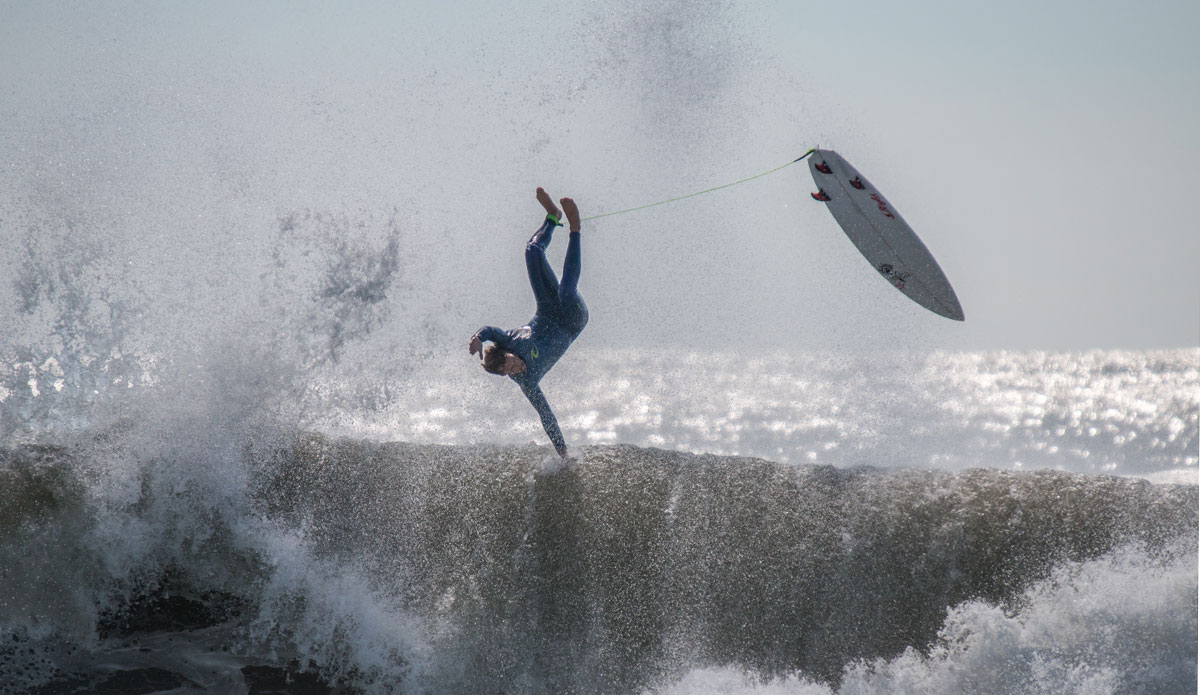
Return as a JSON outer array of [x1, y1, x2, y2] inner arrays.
[[647, 543, 1197, 695]]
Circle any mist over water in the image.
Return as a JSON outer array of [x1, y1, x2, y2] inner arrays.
[[0, 0, 911, 364], [2, 2, 1197, 694]]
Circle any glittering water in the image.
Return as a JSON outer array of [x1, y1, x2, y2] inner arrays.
[[316, 347, 1199, 483]]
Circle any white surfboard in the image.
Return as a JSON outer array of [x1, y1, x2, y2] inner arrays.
[[808, 149, 964, 321]]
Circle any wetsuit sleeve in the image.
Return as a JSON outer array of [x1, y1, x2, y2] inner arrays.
[[520, 382, 568, 456], [474, 326, 513, 351]]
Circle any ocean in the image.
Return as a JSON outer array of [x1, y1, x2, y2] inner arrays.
[[1, 348, 1196, 694]]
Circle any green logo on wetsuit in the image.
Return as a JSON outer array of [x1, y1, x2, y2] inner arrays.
[[531, 346, 539, 359]]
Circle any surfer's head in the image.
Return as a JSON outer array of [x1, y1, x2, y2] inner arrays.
[[482, 345, 526, 376]]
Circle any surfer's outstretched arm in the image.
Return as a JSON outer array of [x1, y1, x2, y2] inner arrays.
[[521, 382, 568, 458]]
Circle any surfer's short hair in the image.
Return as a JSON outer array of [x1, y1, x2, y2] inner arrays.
[[481, 345, 512, 375]]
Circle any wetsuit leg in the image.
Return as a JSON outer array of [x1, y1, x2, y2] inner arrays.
[[525, 218, 560, 313], [559, 230, 581, 296], [558, 231, 588, 332]]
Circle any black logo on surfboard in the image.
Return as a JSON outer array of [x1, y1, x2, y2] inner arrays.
[[877, 263, 909, 290]]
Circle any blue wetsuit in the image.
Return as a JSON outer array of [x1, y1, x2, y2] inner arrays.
[[473, 217, 588, 455]]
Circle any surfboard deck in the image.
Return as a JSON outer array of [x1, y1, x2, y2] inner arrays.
[[808, 149, 964, 321]]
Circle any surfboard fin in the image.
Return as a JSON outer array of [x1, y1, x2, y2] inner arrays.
[[811, 189, 831, 202], [815, 162, 833, 174]]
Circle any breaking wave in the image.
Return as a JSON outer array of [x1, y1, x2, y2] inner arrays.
[[2, 438, 1194, 694]]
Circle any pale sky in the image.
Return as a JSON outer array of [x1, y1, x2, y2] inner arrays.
[[759, 0, 1200, 351], [2, 0, 1197, 354]]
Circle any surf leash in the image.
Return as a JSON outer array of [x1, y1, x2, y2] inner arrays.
[[581, 149, 816, 222]]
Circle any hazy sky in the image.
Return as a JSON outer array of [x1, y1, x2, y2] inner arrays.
[[2, 0, 1197, 354]]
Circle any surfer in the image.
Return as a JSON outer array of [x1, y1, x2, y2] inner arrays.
[[469, 188, 588, 460]]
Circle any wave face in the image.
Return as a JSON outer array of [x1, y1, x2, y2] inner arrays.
[[2, 439, 1195, 694]]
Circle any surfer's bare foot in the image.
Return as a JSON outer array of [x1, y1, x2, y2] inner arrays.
[[536, 188, 562, 221], [560, 197, 580, 232]]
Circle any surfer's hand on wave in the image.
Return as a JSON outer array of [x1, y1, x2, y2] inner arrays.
[[469, 336, 482, 358]]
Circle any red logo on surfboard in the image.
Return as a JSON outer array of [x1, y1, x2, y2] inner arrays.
[[869, 193, 895, 219]]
